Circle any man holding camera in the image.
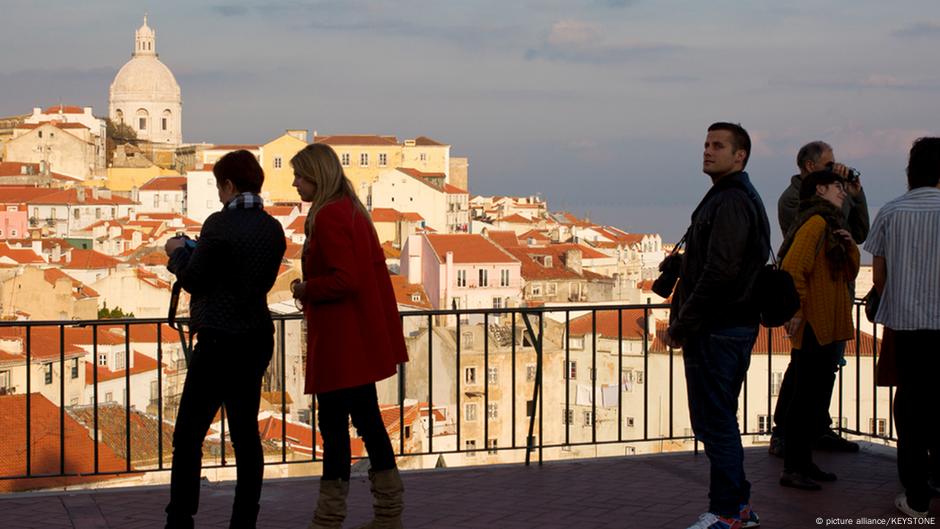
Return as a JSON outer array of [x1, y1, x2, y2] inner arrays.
[[665, 122, 770, 529], [163, 150, 286, 529], [770, 141, 870, 458]]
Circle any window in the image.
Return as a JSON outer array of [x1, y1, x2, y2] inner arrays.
[[161, 117, 168, 130], [526, 399, 535, 417], [378, 153, 387, 167], [589, 367, 596, 381], [478, 269, 488, 287], [758, 414, 771, 434], [32, 207, 38, 218], [95, 208, 101, 220], [9, 230, 15, 238], [71, 358, 79, 379], [870, 418, 887, 436], [464, 366, 477, 385], [456, 269, 466, 287], [150, 380, 159, 402], [410, 293, 421, 303], [274, 156, 283, 169], [464, 403, 478, 421], [44, 363, 53, 385], [105, 391, 113, 402], [563, 408, 573, 425], [487, 367, 498, 384], [487, 439, 498, 454], [526, 364, 537, 382], [531, 283, 542, 296], [462, 332, 473, 348], [51, 207, 57, 218], [487, 403, 498, 419], [420, 153, 427, 162], [115, 352, 125, 371], [621, 369, 634, 391], [771, 372, 784, 396], [341, 153, 350, 166], [74, 209, 80, 220], [465, 439, 477, 456], [583, 411, 594, 427], [139, 117, 147, 130], [565, 361, 577, 380], [492, 297, 503, 309], [546, 283, 557, 295], [207, 177, 215, 185], [625, 416, 635, 428], [500, 269, 510, 287], [98, 352, 107, 366], [360, 153, 369, 167], [636, 371, 644, 385], [153, 195, 160, 208], [0, 370, 10, 390]]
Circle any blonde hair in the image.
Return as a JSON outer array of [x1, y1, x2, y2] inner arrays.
[[290, 143, 371, 237]]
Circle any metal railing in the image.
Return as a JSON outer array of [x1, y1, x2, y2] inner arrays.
[[0, 300, 893, 487]]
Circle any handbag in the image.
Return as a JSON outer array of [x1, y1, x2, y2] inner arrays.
[[754, 251, 800, 328], [651, 233, 687, 298]]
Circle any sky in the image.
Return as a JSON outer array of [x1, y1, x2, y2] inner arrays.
[[2, 0, 939, 247]]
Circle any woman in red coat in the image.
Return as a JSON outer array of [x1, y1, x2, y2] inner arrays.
[[290, 143, 408, 529]]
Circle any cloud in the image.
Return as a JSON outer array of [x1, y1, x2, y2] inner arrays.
[[641, 74, 701, 84], [774, 74, 940, 92], [595, 0, 637, 7], [526, 19, 683, 64], [831, 128, 932, 159], [892, 22, 940, 38], [210, 4, 250, 16]]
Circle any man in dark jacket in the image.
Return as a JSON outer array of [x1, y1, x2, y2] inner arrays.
[[770, 141, 870, 458], [164, 150, 286, 529], [666, 123, 770, 529]]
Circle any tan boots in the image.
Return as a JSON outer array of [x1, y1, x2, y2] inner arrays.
[[308, 479, 350, 529], [355, 468, 404, 529]]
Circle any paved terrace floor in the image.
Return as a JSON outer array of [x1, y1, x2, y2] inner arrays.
[[1, 444, 934, 529]]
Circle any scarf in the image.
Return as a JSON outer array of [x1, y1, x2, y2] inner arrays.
[[778, 196, 850, 280]]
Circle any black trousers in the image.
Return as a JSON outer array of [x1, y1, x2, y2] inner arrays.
[[894, 329, 940, 512], [165, 330, 273, 529], [782, 325, 842, 473], [772, 342, 842, 438], [317, 383, 396, 481]]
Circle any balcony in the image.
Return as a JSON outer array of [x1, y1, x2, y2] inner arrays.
[[0, 302, 927, 527]]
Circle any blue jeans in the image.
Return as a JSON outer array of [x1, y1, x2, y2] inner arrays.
[[683, 325, 758, 517]]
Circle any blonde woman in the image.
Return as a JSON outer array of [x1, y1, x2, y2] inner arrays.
[[290, 143, 408, 529]]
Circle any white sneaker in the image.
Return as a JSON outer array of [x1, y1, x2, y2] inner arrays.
[[894, 492, 929, 518], [685, 512, 741, 529]]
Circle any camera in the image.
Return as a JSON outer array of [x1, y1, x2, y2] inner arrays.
[[826, 162, 860, 184], [651, 253, 682, 298], [171, 232, 197, 250]]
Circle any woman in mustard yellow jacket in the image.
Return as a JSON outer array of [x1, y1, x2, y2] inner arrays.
[[777, 169, 860, 491]]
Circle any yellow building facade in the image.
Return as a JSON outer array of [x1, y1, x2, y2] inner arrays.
[[259, 131, 308, 202], [106, 166, 180, 193]]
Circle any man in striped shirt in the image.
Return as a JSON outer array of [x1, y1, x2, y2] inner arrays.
[[864, 137, 940, 519]]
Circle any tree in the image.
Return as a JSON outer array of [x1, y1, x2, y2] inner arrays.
[[98, 302, 135, 319], [105, 118, 137, 164]]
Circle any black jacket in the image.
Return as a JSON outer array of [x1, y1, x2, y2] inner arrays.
[[669, 172, 770, 342], [777, 174, 869, 242], [169, 207, 286, 334]]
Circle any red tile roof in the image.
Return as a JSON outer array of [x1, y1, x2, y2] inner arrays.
[[285, 241, 303, 260], [412, 136, 446, 146], [0, 186, 62, 204], [382, 241, 401, 259], [63, 249, 120, 269], [371, 207, 403, 223], [136, 267, 171, 291], [0, 162, 81, 182], [485, 230, 521, 249], [401, 212, 424, 222], [26, 188, 138, 206], [425, 234, 518, 264], [569, 309, 648, 340], [0, 394, 131, 492], [396, 167, 446, 179], [43, 105, 85, 114], [390, 275, 432, 309], [43, 268, 99, 299], [443, 183, 467, 194], [139, 176, 186, 191], [503, 246, 609, 281], [85, 351, 160, 383], [208, 144, 260, 151], [0, 244, 45, 264], [314, 135, 399, 146], [519, 230, 552, 243], [266, 205, 296, 216], [98, 323, 178, 345], [500, 213, 534, 224], [286, 216, 306, 233]]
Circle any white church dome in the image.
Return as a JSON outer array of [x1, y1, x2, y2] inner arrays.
[[109, 15, 182, 146]]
